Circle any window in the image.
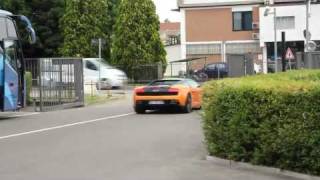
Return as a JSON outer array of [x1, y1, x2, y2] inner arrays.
[[226, 42, 260, 54], [0, 18, 6, 39], [186, 44, 221, 55], [276, 16, 295, 30], [187, 80, 199, 88], [149, 80, 181, 86], [4, 40, 18, 70], [7, 19, 18, 38], [207, 64, 217, 70], [85, 61, 98, 71], [233, 11, 253, 31]]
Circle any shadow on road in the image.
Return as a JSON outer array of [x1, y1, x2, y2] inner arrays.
[[141, 109, 201, 115]]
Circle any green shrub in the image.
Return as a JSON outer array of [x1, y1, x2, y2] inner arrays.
[[25, 71, 32, 105], [202, 70, 320, 175]]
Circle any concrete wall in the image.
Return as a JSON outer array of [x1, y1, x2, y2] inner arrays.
[[164, 45, 186, 76]]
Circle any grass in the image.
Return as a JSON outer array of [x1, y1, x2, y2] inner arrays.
[[85, 94, 123, 106]]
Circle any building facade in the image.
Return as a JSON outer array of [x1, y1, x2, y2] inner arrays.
[[260, 1, 320, 72], [178, 0, 320, 73], [178, 0, 263, 70], [160, 22, 184, 76]]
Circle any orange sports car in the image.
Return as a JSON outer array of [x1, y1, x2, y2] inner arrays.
[[133, 78, 202, 114]]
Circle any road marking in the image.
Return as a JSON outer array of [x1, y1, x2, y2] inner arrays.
[[0, 113, 134, 141]]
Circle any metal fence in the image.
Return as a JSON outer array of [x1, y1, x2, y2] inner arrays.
[[25, 58, 84, 112], [295, 52, 320, 69]]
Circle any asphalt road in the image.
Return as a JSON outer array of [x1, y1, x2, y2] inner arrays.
[[0, 96, 298, 180]]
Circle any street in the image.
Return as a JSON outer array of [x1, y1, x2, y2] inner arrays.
[[0, 97, 297, 180]]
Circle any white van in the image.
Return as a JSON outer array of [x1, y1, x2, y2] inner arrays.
[[83, 58, 128, 89]]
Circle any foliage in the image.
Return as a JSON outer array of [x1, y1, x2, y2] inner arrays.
[[1, 0, 65, 58], [60, 0, 110, 58], [111, 0, 166, 78], [202, 70, 320, 176], [25, 71, 32, 104]]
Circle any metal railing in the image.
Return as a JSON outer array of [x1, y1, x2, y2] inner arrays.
[[25, 58, 84, 112]]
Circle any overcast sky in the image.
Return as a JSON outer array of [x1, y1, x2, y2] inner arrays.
[[153, 0, 181, 22]]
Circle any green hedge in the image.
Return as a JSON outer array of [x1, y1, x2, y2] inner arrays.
[[202, 70, 320, 176]]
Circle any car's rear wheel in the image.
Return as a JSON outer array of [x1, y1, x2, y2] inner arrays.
[[134, 105, 146, 114], [182, 94, 192, 113]]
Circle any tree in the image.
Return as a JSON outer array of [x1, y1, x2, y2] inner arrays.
[[105, 0, 120, 61], [111, 0, 166, 77], [1, 0, 65, 58], [60, 0, 110, 58]]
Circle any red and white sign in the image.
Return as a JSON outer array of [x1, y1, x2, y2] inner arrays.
[[285, 48, 295, 60]]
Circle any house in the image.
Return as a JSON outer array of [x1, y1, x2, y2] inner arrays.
[[160, 22, 185, 76], [177, 0, 263, 71]]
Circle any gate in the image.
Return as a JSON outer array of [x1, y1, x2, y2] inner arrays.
[[296, 52, 320, 69], [227, 54, 254, 77], [25, 58, 84, 112]]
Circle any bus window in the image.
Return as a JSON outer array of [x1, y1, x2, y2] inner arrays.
[[0, 46, 3, 86], [0, 17, 6, 39], [7, 19, 18, 38], [3, 40, 18, 71]]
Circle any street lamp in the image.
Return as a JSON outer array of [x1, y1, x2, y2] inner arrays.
[[264, 7, 278, 73]]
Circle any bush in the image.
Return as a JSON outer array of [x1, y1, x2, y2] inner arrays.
[[25, 71, 32, 105], [202, 70, 320, 176]]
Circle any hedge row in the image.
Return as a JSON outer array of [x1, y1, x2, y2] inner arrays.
[[202, 70, 320, 176]]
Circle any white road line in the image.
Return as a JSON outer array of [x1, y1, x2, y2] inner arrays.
[[0, 113, 134, 141]]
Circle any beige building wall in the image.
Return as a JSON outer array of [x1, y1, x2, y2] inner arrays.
[[185, 7, 259, 42]]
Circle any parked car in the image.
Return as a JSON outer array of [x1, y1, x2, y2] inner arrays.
[[83, 58, 128, 89], [193, 62, 228, 81]]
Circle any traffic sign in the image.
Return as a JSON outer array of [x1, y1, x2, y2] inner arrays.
[[285, 48, 295, 60]]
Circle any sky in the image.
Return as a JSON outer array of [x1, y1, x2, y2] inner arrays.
[[153, 0, 181, 22]]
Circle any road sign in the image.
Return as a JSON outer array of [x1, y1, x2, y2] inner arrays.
[[285, 48, 295, 60], [306, 41, 317, 52], [91, 38, 106, 46], [303, 29, 312, 40]]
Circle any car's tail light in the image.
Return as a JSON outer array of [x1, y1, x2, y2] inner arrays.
[[135, 88, 144, 94], [168, 88, 179, 93]]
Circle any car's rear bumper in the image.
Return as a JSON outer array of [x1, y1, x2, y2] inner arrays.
[[134, 95, 186, 108], [135, 99, 182, 110]]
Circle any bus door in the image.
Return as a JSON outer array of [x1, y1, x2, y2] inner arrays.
[[2, 40, 19, 111]]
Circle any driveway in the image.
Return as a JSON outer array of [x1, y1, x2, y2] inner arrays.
[[0, 96, 298, 180]]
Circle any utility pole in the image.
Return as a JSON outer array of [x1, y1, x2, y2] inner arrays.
[[281, 32, 286, 72], [305, 0, 311, 52], [98, 38, 102, 92], [273, 8, 278, 73]]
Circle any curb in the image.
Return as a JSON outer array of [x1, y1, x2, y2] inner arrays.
[[206, 156, 320, 180]]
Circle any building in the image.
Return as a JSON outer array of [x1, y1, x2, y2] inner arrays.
[[160, 22, 181, 46], [259, 0, 320, 72], [178, 0, 320, 73], [178, 0, 263, 71], [160, 22, 185, 76]]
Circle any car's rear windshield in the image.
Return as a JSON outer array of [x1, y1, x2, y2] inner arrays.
[[149, 80, 181, 86]]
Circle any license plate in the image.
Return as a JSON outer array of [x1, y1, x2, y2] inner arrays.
[[148, 101, 164, 105]]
